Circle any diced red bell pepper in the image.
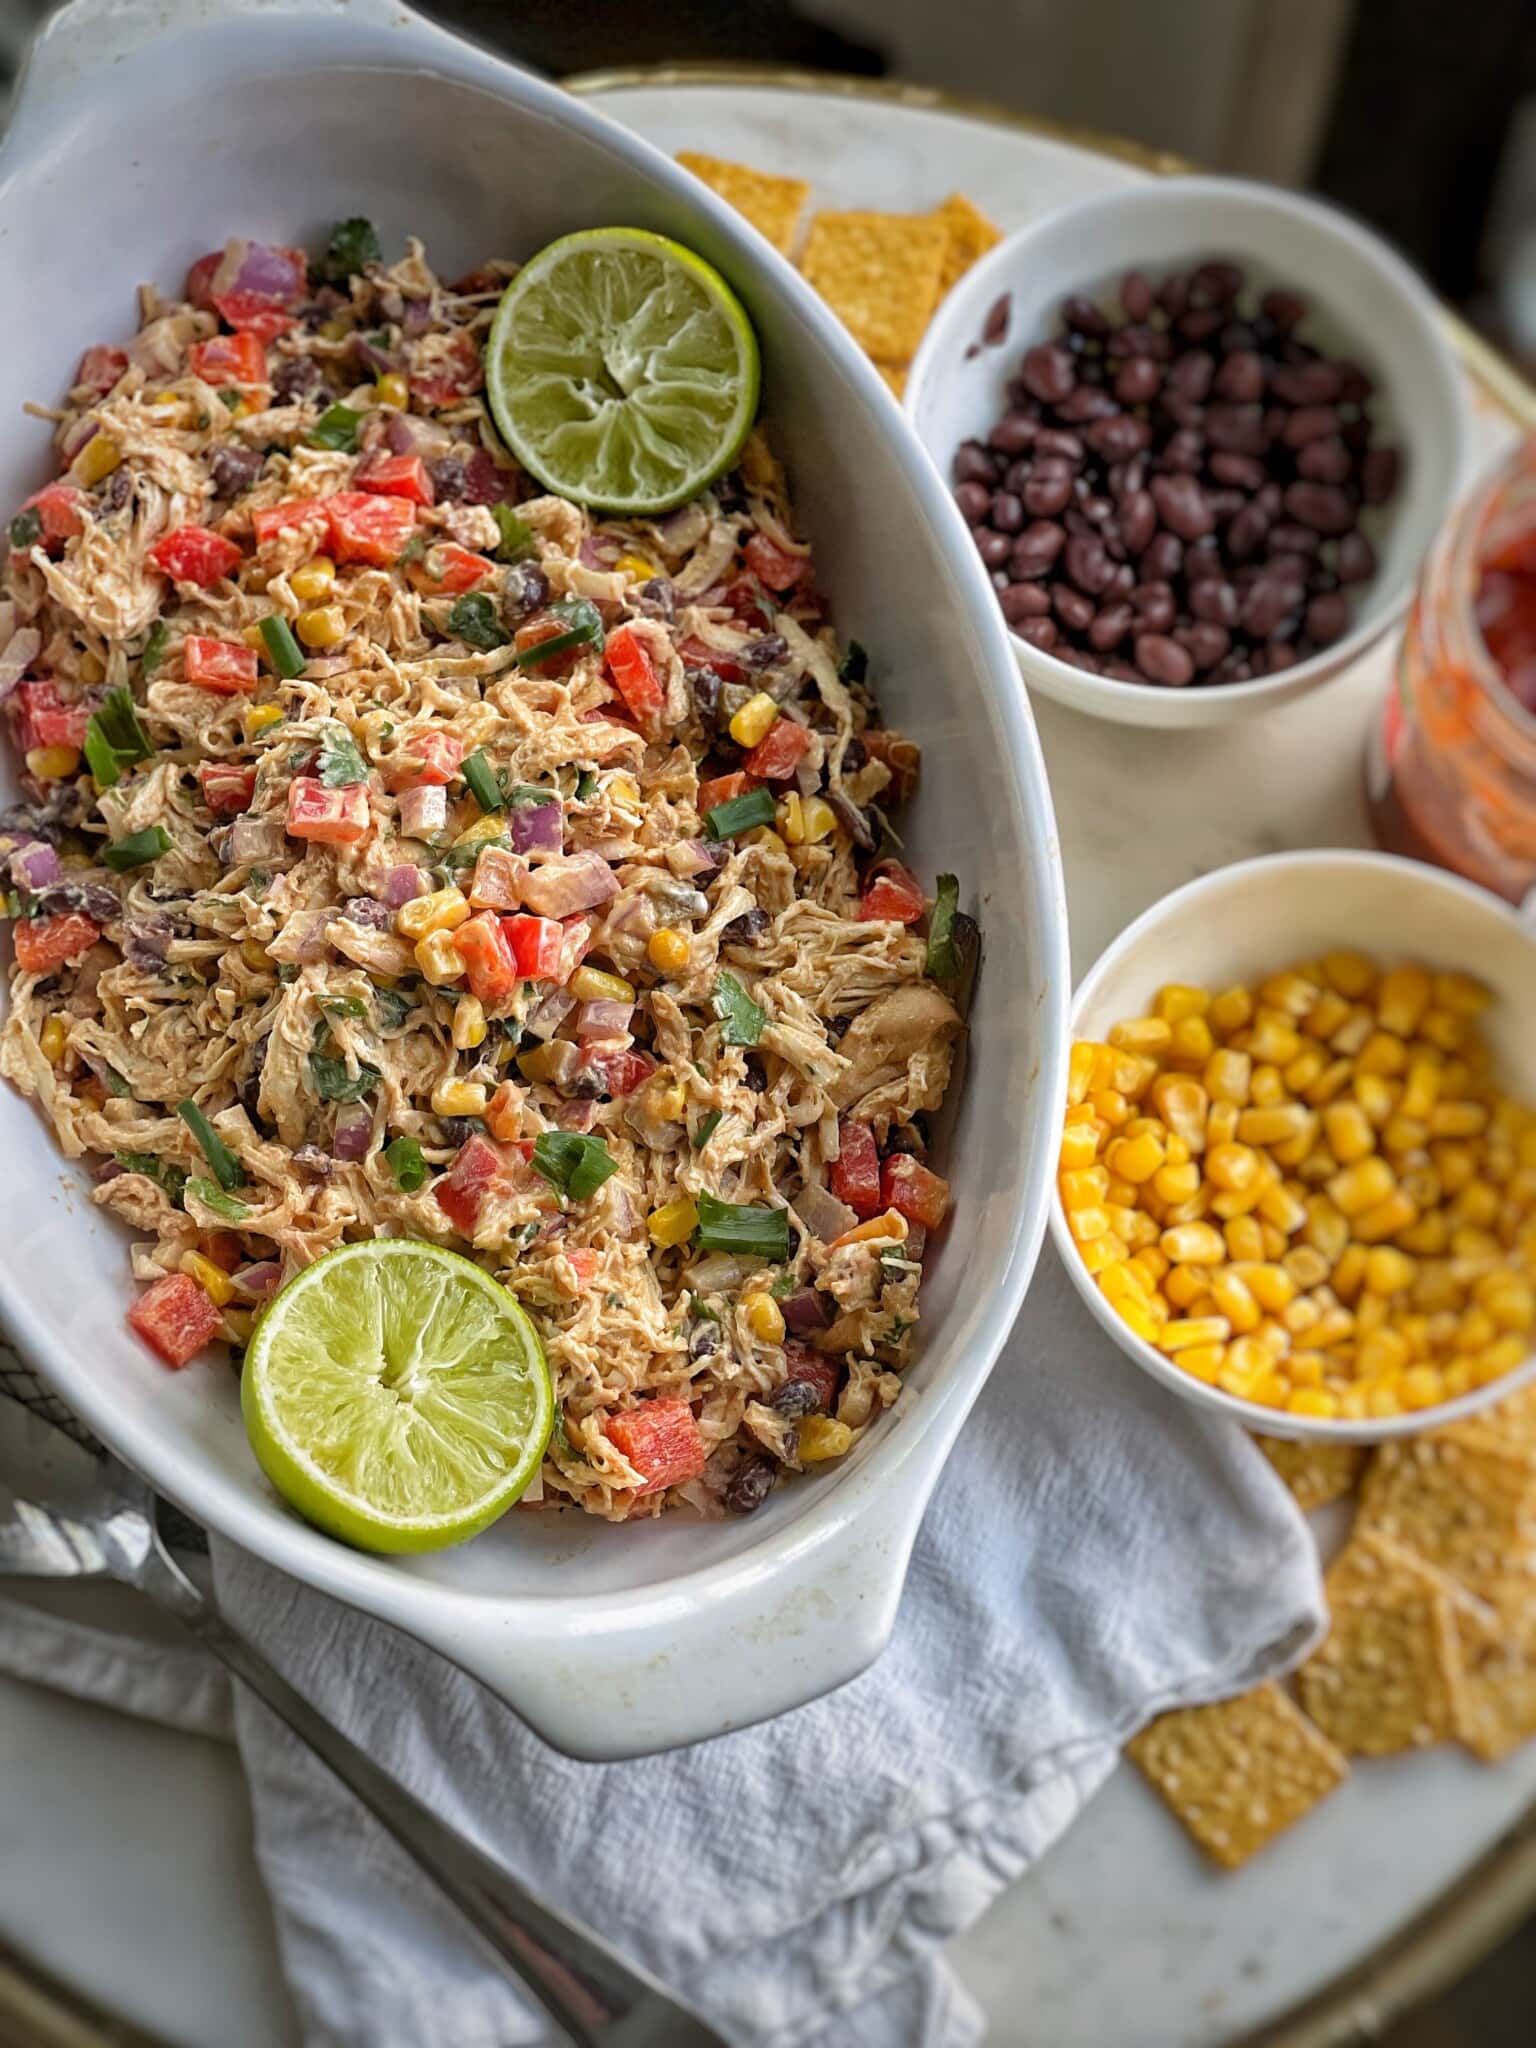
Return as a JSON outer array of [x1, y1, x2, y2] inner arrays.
[[189, 331, 268, 389], [354, 453, 434, 506], [881, 1153, 950, 1230], [743, 534, 809, 592], [14, 679, 90, 752], [697, 770, 758, 815], [16, 484, 89, 552], [503, 914, 564, 981], [576, 1044, 656, 1098], [742, 718, 812, 782], [830, 1118, 883, 1219], [198, 762, 256, 814], [324, 491, 417, 568], [860, 729, 920, 805], [13, 912, 101, 975], [604, 624, 665, 725], [251, 497, 332, 548], [185, 251, 222, 310], [606, 1397, 707, 1494], [719, 575, 774, 626], [201, 1230, 245, 1274], [385, 727, 463, 791], [514, 615, 584, 676], [563, 1247, 601, 1289], [452, 912, 521, 1006], [782, 1341, 841, 1410], [677, 635, 746, 686], [409, 329, 484, 408], [75, 346, 129, 399], [148, 525, 243, 587], [211, 291, 297, 344], [858, 861, 926, 924], [408, 541, 497, 596], [182, 635, 258, 694], [128, 1270, 223, 1368], [286, 776, 369, 844], [434, 1132, 504, 1235]]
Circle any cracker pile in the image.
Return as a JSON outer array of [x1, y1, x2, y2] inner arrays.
[[1129, 1386, 1536, 1869], [675, 154, 1001, 395]]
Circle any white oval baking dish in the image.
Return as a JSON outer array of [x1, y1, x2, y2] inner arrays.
[[0, 0, 1068, 1759]]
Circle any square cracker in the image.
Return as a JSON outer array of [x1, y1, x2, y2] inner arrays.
[[801, 210, 950, 363], [933, 191, 1003, 296], [675, 153, 809, 257], [1298, 1530, 1478, 1755], [1356, 1435, 1536, 1590], [1126, 1683, 1347, 1871], [1255, 1434, 1367, 1514], [1454, 1576, 1536, 1762]]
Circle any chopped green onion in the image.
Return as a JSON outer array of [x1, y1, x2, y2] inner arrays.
[[259, 615, 306, 680], [83, 686, 153, 791], [704, 787, 776, 840], [692, 1108, 723, 1149], [512, 597, 604, 669], [711, 970, 765, 1046], [440, 836, 506, 872], [138, 620, 168, 678], [374, 986, 414, 1029], [575, 770, 598, 801], [770, 1273, 798, 1299], [840, 641, 869, 684], [317, 722, 368, 788], [462, 750, 504, 812], [319, 217, 383, 284], [102, 825, 172, 872], [176, 1100, 245, 1191], [309, 404, 363, 453], [308, 1051, 381, 1103], [506, 782, 553, 809], [531, 1130, 618, 1204], [103, 1065, 132, 1098], [187, 1177, 250, 1222], [319, 994, 367, 1018], [218, 388, 244, 412], [447, 592, 509, 651], [695, 1191, 789, 1259], [385, 1134, 427, 1192], [115, 1150, 187, 1204], [8, 508, 41, 551], [491, 505, 537, 561], [926, 873, 960, 982]]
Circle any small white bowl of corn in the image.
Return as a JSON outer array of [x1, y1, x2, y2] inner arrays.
[[1052, 849, 1536, 1442]]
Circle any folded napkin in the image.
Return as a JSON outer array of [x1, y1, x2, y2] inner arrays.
[[0, 1245, 1326, 2048]]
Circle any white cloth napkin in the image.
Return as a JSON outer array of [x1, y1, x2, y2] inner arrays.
[[0, 1245, 1326, 2048]]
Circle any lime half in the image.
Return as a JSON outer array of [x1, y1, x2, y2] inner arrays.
[[242, 1240, 553, 1554], [487, 227, 760, 514]]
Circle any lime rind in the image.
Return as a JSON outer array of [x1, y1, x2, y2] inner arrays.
[[242, 1240, 554, 1554], [487, 228, 761, 515]]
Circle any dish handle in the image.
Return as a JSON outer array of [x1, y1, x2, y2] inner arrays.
[[3, 0, 401, 156]]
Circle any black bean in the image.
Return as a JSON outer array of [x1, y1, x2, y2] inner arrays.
[[1121, 271, 1154, 320], [1011, 521, 1065, 577], [1283, 481, 1355, 535], [1240, 575, 1303, 639], [1305, 591, 1350, 645], [1160, 429, 1205, 475], [1150, 473, 1214, 540], [1337, 362, 1375, 404], [1269, 360, 1342, 406], [1213, 349, 1265, 403], [1267, 523, 1320, 558], [210, 445, 263, 498], [1361, 446, 1400, 505], [1179, 622, 1231, 669], [1033, 427, 1086, 462], [999, 582, 1051, 623], [1337, 531, 1376, 584], [1205, 403, 1267, 456], [1015, 617, 1058, 651], [1190, 579, 1239, 626], [954, 481, 991, 525], [1129, 581, 1176, 634], [1088, 602, 1134, 651], [1296, 436, 1352, 484], [954, 440, 1000, 485], [271, 355, 325, 404], [988, 412, 1038, 455], [503, 561, 548, 619], [724, 1456, 777, 1514], [1057, 385, 1120, 423], [1284, 405, 1340, 448], [1064, 533, 1115, 596], [982, 293, 1012, 345], [1086, 414, 1150, 461], [1119, 489, 1157, 555], [1261, 288, 1307, 330], [1052, 584, 1095, 632], [1141, 531, 1184, 581], [1167, 351, 1216, 402], [1062, 294, 1110, 337], [1022, 466, 1074, 520], [1135, 633, 1194, 685], [1019, 343, 1076, 404], [1178, 308, 1224, 344], [975, 529, 1012, 569], [742, 633, 788, 671], [991, 490, 1025, 535], [772, 1378, 824, 1418], [1114, 357, 1162, 405]]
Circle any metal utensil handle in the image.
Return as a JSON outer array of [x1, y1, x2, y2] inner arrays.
[[136, 1548, 703, 2048]]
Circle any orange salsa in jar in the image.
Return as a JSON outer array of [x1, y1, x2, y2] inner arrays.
[[1368, 436, 1536, 901]]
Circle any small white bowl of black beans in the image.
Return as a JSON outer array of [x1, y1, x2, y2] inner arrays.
[[906, 176, 1470, 728]]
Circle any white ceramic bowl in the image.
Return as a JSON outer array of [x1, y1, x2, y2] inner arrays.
[[1052, 850, 1536, 1443], [906, 177, 1470, 729], [0, 0, 1069, 1758]]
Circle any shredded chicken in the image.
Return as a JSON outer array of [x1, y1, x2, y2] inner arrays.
[[0, 224, 969, 1523]]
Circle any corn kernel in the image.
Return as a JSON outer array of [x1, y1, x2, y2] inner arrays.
[[1114, 1298, 1161, 1345], [796, 795, 837, 845], [239, 936, 270, 972], [1434, 970, 1492, 1017], [1283, 1049, 1326, 1095], [1433, 1141, 1477, 1193], [431, 1078, 487, 1118], [296, 604, 347, 649], [746, 1293, 786, 1343], [180, 1249, 235, 1307], [1202, 1141, 1256, 1192], [415, 931, 466, 985], [1174, 1341, 1227, 1383], [1060, 1117, 1103, 1171], [1206, 1102, 1241, 1148], [452, 995, 487, 1051], [641, 1196, 694, 1244], [798, 1415, 853, 1462], [290, 556, 337, 603], [1259, 970, 1317, 1019], [1128, 1248, 1171, 1288], [76, 650, 106, 687], [1478, 1334, 1529, 1378], [1209, 986, 1254, 1036], [1382, 1115, 1428, 1155], [1248, 1011, 1302, 1065], [1331, 1007, 1375, 1057], [1224, 1216, 1266, 1263], [1287, 1348, 1327, 1385], [1352, 1072, 1398, 1126], [38, 1014, 68, 1064], [1159, 1315, 1231, 1352], [1234, 1103, 1306, 1147], [1328, 1156, 1395, 1216], [1287, 1387, 1340, 1418], [1364, 1246, 1416, 1296], [1100, 1260, 1151, 1310], [1060, 1165, 1110, 1211], [1210, 1267, 1261, 1333], [647, 927, 691, 975], [1067, 1043, 1098, 1106], [1080, 1233, 1128, 1276], [1201, 1048, 1251, 1106], [1323, 950, 1376, 999], [397, 886, 470, 940], [1399, 1058, 1442, 1123], [1151, 1160, 1199, 1204], [1312, 1306, 1356, 1348], [1431, 1101, 1489, 1138], [1090, 1089, 1131, 1128], [614, 552, 656, 582], [1399, 1364, 1445, 1410], [729, 691, 778, 748], [1150, 1073, 1208, 1151], [1101, 1132, 1161, 1185], [244, 703, 284, 738], [1419, 1009, 1466, 1055], [1161, 1221, 1225, 1266], [1303, 1057, 1354, 1107], [1354, 1190, 1420, 1243], [1105, 1017, 1169, 1057], [1168, 1014, 1216, 1065], [26, 744, 80, 781], [1484, 1279, 1535, 1332], [1376, 966, 1431, 1038], [1154, 984, 1209, 1025], [374, 371, 411, 410], [1282, 1245, 1330, 1290], [1302, 990, 1353, 1041], [1322, 1101, 1375, 1164], [1068, 1204, 1111, 1245], [73, 433, 122, 487], [1454, 1182, 1501, 1230], [1163, 1263, 1213, 1309], [569, 965, 635, 1005]]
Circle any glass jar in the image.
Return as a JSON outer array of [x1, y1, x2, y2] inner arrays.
[[1367, 435, 1536, 903]]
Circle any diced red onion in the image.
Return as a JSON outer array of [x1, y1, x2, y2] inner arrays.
[[402, 298, 432, 337], [340, 897, 392, 930], [576, 1001, 633, 1041], [353, 332, 398, 378], [332, 1104, 374, 1161], [381, 862, 428, 908], [551, 1098, 598, 1133], [11, 841, 60, 889], [59, 416, 97, 463], [603, 893, 655, 938], [792, 1180, 857, 1244], [231, 1261, 283, 1300], [303, 656, 352, 679], [525, 987, 576, 1040], [227, 815, 288, 866], [383, 412, 418, 456], [518, 851, 618, 919], [398, 785, 447, 838], [0, 627, 40, 701], [579, 534, 620, 569], [91, 1157, 125, 1185], [218, 239, 307, 305], [462, 449, 518, 505], [905, 1223, 928, 1260], [667, 839, 720, 880], [275, 909, 333, 962], [509, 802, 561, 857], [781, 1287, 831, 1335]]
